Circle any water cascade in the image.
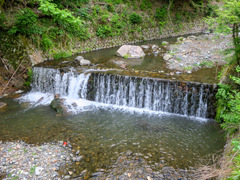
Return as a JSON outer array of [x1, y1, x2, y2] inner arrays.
[[29, 67, 216, 118]]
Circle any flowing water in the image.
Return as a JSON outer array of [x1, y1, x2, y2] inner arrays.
[[0, 66, 225, 177], [0, 35, 225, 177]]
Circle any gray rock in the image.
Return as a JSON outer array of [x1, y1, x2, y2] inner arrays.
[[141, 45, 150, 49], [35, 167, 44, 176], [64, 175, 71, 179], [163, 54, 173, 61], [152, 45, 159, 50], [187, 35, 197, 40], [75, 56, 84, 61], [126, 150, 132, 156], [76, 156, 83, 162], [0, 102, 7, 109], [79, 59, 91, 66], [50, 94, 68, 115], [117, 45, 145, 59]]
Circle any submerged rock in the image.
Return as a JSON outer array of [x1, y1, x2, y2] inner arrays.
[[117, 45, 145, 59], [0, 102, 7, 109], [50, 94, 68, 115]]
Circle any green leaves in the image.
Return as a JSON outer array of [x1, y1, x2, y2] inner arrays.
[[38, 0, 89, 39], [216, 66, 240, 134], [129, 12, 142, 25], [9, 8, 42, 36]]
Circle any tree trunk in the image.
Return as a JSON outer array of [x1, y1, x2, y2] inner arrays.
[[233, 23, 240, 65]]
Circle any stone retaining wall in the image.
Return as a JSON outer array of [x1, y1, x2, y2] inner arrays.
[[71, 20, 208, 54]]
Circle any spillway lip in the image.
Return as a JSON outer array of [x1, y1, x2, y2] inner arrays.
[[33, 66, 218, 86]]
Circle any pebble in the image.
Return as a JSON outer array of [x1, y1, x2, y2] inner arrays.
[[0, 141, 71, 180], [163, 33, 233, 72]]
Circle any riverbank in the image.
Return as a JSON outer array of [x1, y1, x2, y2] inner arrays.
[[0, 141, 71, 180], [163, 33, 233, 72], [0, 141, 196, 180]]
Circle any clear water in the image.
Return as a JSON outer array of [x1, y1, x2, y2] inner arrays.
[[0, 98, 225, 174], [38, 35, 221, 84], [0, 34, 225, 176]]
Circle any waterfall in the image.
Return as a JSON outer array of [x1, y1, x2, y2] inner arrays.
[[90, 73, 215, 118], [25, 67, 216, 118], [31, 67, 90, 99]]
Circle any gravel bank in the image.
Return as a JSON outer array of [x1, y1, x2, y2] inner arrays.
[[163, 33, 233, 73], [0, 141, 71, 180]]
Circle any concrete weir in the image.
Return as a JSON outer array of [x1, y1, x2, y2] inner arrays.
[[31, 67, 217, 119]]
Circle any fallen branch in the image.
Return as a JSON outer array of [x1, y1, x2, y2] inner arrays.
[[1, 61, 23, 95]]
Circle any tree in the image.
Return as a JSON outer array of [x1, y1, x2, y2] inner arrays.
[[0, 0, 4, 8], [207, 0, 240, 65]]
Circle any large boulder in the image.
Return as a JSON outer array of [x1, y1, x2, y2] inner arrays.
[[50, 94, 68, 115], [116, 45, 145, 59], [75, 56, 91, 66]]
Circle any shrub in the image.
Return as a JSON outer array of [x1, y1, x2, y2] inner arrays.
[[111, 14, 125, 35], [106, 4, 115, 12], [75, 7, 91, 21], [0, 0, 4, 7], [129, 12, 142, 25], [0, 12, 6, 29], [41, 34, 53, 51], [155, 5, 167, 21], [9, 8, 42, 36], [96, 24, 112, 38], [216, 66, 240, 135], [38, 0, 89, 39]]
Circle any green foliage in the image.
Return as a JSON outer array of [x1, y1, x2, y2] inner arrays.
[[216, 66, 240, 135], [96, 24, 112, 38], [199, 61, 213, 68], [140, 0, 152, 11], [155, 5, 167, 21], [75, 7, 91, 21], [24, 67, 33, 88], [129, 12, 142, 25], [106, 3, 115, 12], [0, 0, 4, 7], [30, 166, 36, 175], [110, 13, 125, 35], [9, 8, 42, 36], [38, 0, 89, 39], [41, 34, 53, 51], [53, 51, 72, 59], [0, 12, 6, 28], [206, 0, 240, 65]]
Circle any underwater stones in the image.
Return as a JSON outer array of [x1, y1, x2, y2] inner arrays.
[[116, 45, 145, 59], [0, 102, 7, 109]]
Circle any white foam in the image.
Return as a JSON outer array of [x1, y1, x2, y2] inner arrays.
[[18, 92, 208, 122]]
